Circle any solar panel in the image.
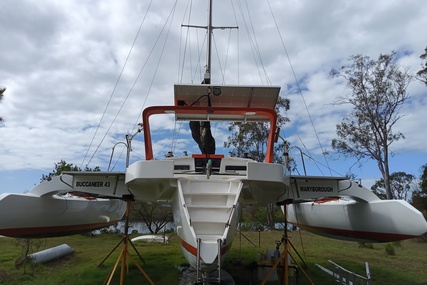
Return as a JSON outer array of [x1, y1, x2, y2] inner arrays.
[[173, 84, 280, 121], [174, 84, 280, 109]]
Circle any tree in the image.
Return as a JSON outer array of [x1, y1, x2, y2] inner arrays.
[[41, 160, 100, 182], [417, 46, 427, 85], [0, 86, 6, 124], [13, 238, 43, 274], [224, 96, 290, 163], [371, 172, 415, 200], [240, 204, 284, 231], [330, 51, 413, 199], [224, 96, 290, 230], [411, 164, 427, 214], [411, 164, 427, 241], [129, 202, 173, 234]]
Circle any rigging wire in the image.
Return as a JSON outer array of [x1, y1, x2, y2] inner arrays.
[[221, 29, 234, 84], [230, 1, 241, 84], [233, 0, 272, 85], [234, 0, 263, 84], [172, 0, 196, 154], [212, 34, 224, 81], [179, 0, 194, 84], [179, 0, 208, 85], [113, 0, 179, 167], [89, 1, 178, 169], [83, 0, 336, 172], [266, 0, 332, 176], [172, 0, 240, 153], [242, 0, 271, 85], [172, 0, 196, 155], [212, 29, 237, 84], [192, 34, 206, 83], [171, 120, 182, 154], [81, 0, 154, 169], [172, 0, 212, 153], [130, 1, 179, 137]]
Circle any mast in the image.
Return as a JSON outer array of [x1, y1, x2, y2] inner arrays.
[[183, 0, 238, 156], [205, 0, 213, 84], [182, 0, 238, 84]]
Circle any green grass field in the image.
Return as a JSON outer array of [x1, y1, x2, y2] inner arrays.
[[0, 230, 426, 284]]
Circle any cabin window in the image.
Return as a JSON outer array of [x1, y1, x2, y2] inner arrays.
[[194, 157, 222, 173], [225, 165, 247, 171], [174, 165, 190, 171]]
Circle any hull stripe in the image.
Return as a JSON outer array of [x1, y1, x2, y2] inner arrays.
[[179, 237, 232, 258], [0, 220, 120, 238], [293, 223, 417, 242]]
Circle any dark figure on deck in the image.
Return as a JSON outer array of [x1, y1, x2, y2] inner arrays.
[[189, 121, 216, 154]]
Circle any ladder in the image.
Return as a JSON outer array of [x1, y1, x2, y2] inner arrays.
[[196, 238, 222, 284], [179, 179, 241, 284]]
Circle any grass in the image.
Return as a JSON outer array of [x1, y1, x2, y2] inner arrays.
[[0, 230, 426, 284], [230, 230, 427, 285]]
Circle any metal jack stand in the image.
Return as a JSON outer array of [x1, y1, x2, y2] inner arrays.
[[98, 194, 154, 285], [261, 200, 314, 285]]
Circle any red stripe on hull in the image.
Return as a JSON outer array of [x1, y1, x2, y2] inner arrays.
[[0, 220, 120, 238], [179, 237, 232, 259], [294, 223, 417, 242]]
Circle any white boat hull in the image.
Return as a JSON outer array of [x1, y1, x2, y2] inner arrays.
[[171, 177, 242, 270], [287, 198, 427, 242], [131, 235, 169, 243], [126, 155, 287, 273], [0, 175, 126, 238]]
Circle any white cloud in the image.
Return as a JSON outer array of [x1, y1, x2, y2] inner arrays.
[[1, 0, 427, 193]]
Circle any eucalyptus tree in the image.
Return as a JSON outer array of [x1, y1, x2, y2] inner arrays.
[[0, 86, 5, 123], [417, 46, 427, 85], [411, 164, 427, 214], [371, 171, 415, 201], [411, 164, 427, 241], [330, 51, 413, 200], [224, 96, 290, 230], [224, 96, 290, 163], [40, 160, 100, 182], [129, 202, 173, 234]]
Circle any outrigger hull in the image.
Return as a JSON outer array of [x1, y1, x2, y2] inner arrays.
[[0, 193, 125, 238], [285, 176, 427, 242], [287, 198, 427, 242], [0, 174, 127, 238]]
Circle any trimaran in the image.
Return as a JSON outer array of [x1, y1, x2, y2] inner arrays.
[[1, 0, 426, 283]]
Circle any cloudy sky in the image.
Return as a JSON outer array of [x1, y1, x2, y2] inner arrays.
[[1, 0, 426, 194]]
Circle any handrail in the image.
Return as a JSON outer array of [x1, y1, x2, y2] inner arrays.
[[107, 142, 127, 171], [59, 173, 73, 188], [284, 144, 307, 175]]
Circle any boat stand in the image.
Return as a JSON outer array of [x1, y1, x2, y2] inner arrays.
[[260, 200, 314, 285], [98, 195, 154, 285]]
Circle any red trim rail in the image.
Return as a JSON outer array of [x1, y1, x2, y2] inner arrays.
[[141, 106, 277, 163]]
